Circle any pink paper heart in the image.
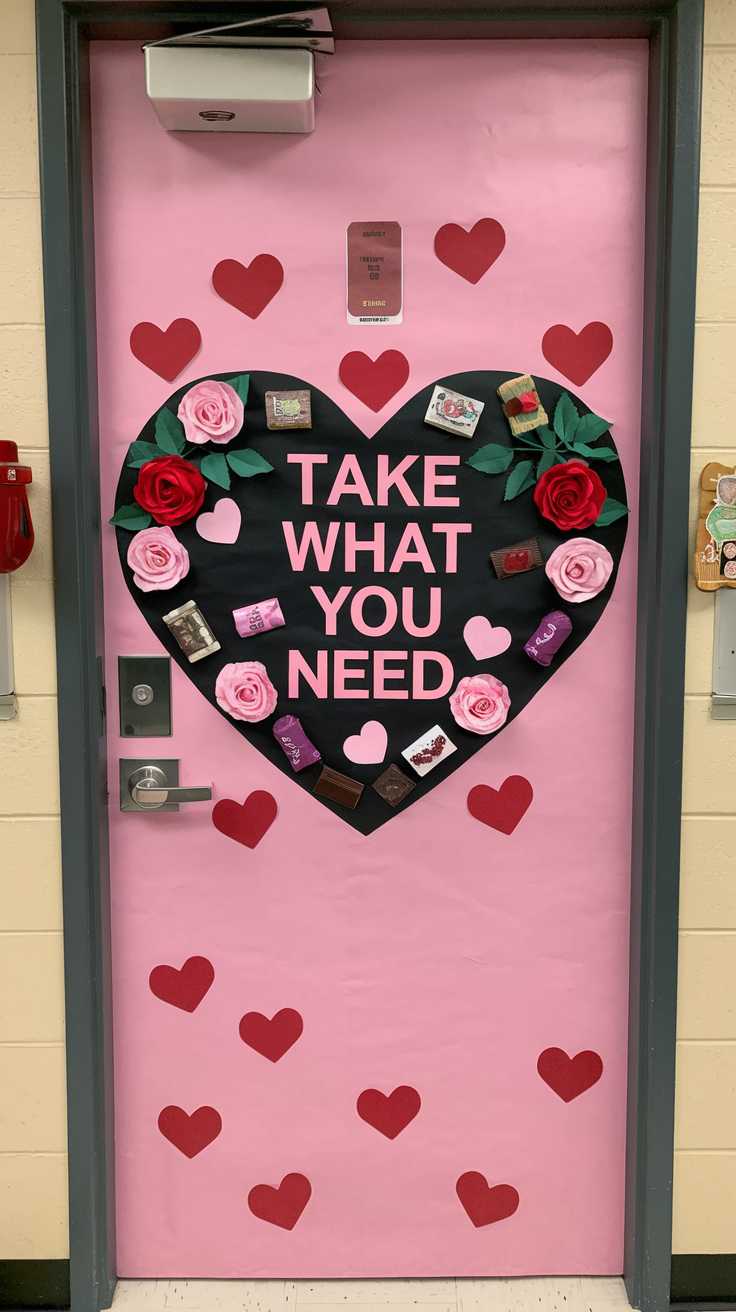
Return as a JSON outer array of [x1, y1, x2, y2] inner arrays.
[[196, 498, 241, 545], [343, 719, 388, 765], [463, 615, 512, 660]]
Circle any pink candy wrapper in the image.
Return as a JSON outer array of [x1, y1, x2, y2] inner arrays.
[[233, 597, 285, 638]]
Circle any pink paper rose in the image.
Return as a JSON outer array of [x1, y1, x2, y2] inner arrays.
[[126, 526, 189, 592], [215, 660, 277, 723], [177, 379, 244, 445], [545, 536, 614, 603], [449, 672, 510, 736]]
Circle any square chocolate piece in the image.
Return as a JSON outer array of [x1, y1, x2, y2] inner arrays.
[[401, 725, 457, 778], [424, 384, 484, 438], [313, 765, 364, 809], [490, 537, 543, 580], [372, 763, 416, 808], [265, 389, 312, 431], [497, 373, 548, 437]]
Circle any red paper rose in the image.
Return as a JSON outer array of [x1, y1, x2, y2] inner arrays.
[[133, 455, 206, 527], [533, 459, 606, 531]]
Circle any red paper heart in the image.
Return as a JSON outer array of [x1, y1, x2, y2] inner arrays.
[[541, 321, 613, 386], [212, 790, 278, 849], [467, 776, 533, 835], [537, 1047, 603, 1102], [212, 255, 284, 319], [239, 1007, 303, 1062], [356, 1085, 421, 1139], [339, 350, 410, 412], [129, 318, 201, 382], [248, 1173, 312, 1230], [434, 218, 506, 284], [149, 956, 214, 1012], [456, 1172, 520, 1227], [158, 1105, 222, 1158]]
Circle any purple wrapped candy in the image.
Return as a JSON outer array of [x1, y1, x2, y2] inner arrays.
[[524, 610, 572, 667], [273, 714, 321, 773]]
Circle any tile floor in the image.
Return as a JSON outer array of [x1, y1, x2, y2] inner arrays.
[[111, 1278, 632, 1312]]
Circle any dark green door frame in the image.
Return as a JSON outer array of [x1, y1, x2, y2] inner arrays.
[[34, 3, 703, 1310]]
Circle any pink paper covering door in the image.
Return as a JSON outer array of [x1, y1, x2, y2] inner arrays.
[[91, 38, 647, 1277]]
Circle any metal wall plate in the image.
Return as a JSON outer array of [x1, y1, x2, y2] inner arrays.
[[712, 589, 736, 718], [118, 655, 171, 736], [119, 758, 179, 812]]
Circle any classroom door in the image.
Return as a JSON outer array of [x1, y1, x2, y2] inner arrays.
[[92, 36, 646, 1277]]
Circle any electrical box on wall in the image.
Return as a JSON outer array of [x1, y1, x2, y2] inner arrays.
[[144, 7, 333, 134]]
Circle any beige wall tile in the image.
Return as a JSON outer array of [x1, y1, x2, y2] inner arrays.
[[680, 817, 736, 929], [685, 581, 713, 696], [0, 696, 60, 815], [691, 325, 736, 443], [11, 579, 57, 695], [0, 327, 48, 447], [0, 199, 43, 323], [16, 447, 53, 582], [0, 55, 38, 195], [0, 1153, 68, 1258], [705, 0, 736, 44], [0, 818, 62, 932], [1, 1, 35, 55], [0, 934, 65, 1042], [696, 192, 736, 323], [678, 933, 736, 1039], [681, 697, 736, 813], [675, 1042, 736, 1149], [673, 1152, 736, 1252], [0, 1045, 66, 1152], [701, 50, 736, 188]]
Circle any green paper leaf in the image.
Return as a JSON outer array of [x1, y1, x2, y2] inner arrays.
[[536, 426, 557, 450], [553, 391, 579, 443], [595, 497, 629, 526], [126, 441, 159, 468], [466, 443, 514, 475], [226, 448, 274, 478], [536, 449, 558, 476], [504, 459, 535, 501], [227, 372, 250, 405], [109, 503, 152, 531], [200, 452, 231, 490], [572, 442, 618, 462], [574, 412, 611, 443], [155, 407, 185, 454]]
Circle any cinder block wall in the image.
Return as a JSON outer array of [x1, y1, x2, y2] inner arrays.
[[672, 0, 736, 1254], [0, 0, 68, 1259], [0, 0, 732, 1267]]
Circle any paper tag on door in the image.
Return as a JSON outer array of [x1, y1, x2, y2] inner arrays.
[[346, 221, 403, 324]]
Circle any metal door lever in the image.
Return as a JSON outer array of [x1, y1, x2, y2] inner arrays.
[[126, 763, 212, 811]]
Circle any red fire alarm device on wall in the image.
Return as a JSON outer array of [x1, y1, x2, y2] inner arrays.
[[0, 441, 33, 573]]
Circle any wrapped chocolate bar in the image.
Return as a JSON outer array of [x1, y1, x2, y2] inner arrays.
[[233, 597, 285, 638], [273, 715, 321, 773], [372, 763, 416, 808], [424, 384, 484, 438], [265, 390, 311, 431], [497, 373, 548, 437], [162, 600, 221, 663], [524, 610, 572, 667], [313, 765, 364, 809], [401, 725, 457, 778], [490, 537, 543, 579]]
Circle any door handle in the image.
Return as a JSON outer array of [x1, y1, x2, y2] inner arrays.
[[125, 763, 212, 812]]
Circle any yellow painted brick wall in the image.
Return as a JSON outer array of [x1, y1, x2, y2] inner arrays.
[[0, 0, 69, 1260], [0, 0, 732, 1266], [672, 0, 736, 1255]]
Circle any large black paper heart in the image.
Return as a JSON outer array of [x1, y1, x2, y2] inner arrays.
[[115, 370, 627, 835]]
